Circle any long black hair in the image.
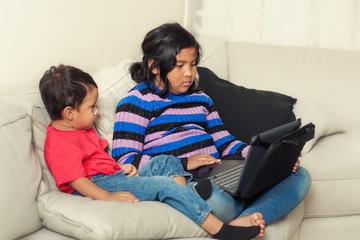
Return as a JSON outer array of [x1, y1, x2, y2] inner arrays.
[[130, 23, 202, 96]]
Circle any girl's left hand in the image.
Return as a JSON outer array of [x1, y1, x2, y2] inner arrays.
[[119, 164, 139, 177], [292, 154, 302, 172]]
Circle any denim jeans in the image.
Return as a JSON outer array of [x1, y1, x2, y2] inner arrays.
[[200, 166, 311, 225], [74, 155, 211, 226]]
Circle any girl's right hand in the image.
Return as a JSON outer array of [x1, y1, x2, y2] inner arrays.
[[108, 191, 139, 203], [187, 154, 221, 170]]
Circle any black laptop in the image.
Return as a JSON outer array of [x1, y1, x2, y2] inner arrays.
[[194, 119, 315, 200]]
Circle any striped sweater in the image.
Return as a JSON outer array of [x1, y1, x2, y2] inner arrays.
[[111, 81, 249, 170]]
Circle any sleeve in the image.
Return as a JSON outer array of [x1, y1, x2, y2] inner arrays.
[[205, 96, 249, 159], [111, 92, 152, 169]]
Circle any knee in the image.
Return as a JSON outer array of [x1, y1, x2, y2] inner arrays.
[[206, 185, 237, 223], [297, 166, 311, 185], [151, 175, 176, 186], [295, 166, 312, 196], [152, 155, 179, 167]]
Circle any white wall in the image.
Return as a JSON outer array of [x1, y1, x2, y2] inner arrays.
[[0, 0, 186, 95]]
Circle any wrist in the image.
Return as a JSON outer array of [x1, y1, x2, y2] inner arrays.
[[180, 157, 188, 171]]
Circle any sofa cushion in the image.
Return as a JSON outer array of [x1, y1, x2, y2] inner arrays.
[[225, 41, 357, 141], [37, 183, 208, 240], [1, 89, 58, 191], [292, 99, 343, 153], [92, 58, 137, 151], [197, 67, 296, 143], [198, 36, 229, 80], [301, 128, 360, 218], [0, 102, 42, 239]]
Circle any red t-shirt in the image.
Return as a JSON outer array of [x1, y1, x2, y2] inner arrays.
[[44, 124, 121, 193]]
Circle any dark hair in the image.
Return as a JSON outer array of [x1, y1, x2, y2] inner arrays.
[[39, 64, 98, 120], [130, 23, 202, 96]]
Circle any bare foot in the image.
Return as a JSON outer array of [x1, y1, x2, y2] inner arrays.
[[228, 212, 265, 238]]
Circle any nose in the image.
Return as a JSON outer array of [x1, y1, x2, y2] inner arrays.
[[184, 65, 193, 78]]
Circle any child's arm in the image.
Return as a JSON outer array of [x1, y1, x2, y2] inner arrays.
[[69, 177, 139, 203]]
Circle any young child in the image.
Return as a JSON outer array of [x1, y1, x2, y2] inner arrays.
[[39, 64, 263, 240]]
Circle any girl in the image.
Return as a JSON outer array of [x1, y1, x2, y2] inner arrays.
[[112, 23, 310, 233]]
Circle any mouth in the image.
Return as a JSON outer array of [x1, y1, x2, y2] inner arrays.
[[183, 81, 193, 86]]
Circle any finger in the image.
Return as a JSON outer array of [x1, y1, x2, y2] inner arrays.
[[127, 193, 139, 203], [202, 158, 221, 165], [127, 170, 138, 177], [123, 193, 139, 202]]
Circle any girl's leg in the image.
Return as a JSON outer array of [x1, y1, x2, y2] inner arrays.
[[238, 166, 311, 225], [188, 181, 245, 223]]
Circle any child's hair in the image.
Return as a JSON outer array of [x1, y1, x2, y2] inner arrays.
[[130, 23, 202, 96], [39, 64, 98, 120]]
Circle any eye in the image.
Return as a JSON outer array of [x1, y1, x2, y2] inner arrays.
[[176, 64, 184, 68]]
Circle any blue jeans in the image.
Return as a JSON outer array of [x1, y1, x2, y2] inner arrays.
[[200, 166, 311, 225], [74, 155, 211, 226]]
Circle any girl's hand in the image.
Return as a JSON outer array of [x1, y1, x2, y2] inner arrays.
[[187, 154, 221, 170], [293, 154, 302, 172], [119, 164, 139, 177], [108, 191, 139, 203]]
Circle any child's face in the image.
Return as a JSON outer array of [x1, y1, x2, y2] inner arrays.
[[72, 86, 98, 130], [156, 47, 197, 95]]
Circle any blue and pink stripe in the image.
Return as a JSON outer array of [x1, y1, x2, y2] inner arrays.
[[111, 81, 248, 169]]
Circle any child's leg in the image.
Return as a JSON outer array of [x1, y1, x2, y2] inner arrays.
[[173, 176, 187, 185], [138, 155, 192, 182], [139, 155, 212, 199], [91, 171, 262, 240]]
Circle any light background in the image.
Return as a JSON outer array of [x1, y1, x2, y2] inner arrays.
[[0, 0, 186, 95]]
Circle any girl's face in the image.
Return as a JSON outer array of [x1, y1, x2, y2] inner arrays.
[[154, 47, 197, 95]]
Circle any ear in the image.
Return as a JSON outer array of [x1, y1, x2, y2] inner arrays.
[[62, 106, 75, 121], [148, 59, 159, 75]]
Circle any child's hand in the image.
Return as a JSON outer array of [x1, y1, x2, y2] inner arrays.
[[108, 191, 139, 203], [119, 164, 139, 177]]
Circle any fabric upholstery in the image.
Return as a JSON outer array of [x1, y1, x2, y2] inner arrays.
[[197, 66, 296, 143], [0, 103, 42, 239]]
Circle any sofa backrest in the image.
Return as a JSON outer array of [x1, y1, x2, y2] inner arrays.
[[0, 102, 42, 239], [199, 36, 360, 152], [92, 58, 137, 151]]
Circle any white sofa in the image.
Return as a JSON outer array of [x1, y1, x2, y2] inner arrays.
[[1, 36, 359, 240]]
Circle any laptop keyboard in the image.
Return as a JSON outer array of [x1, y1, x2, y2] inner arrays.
[[208, 164, 244, 190]]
